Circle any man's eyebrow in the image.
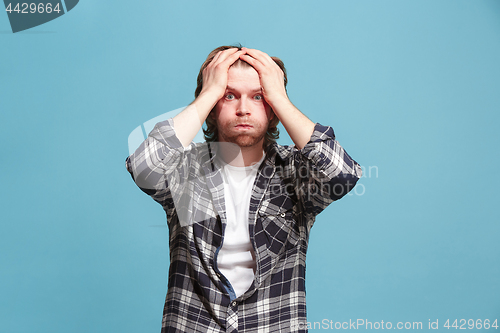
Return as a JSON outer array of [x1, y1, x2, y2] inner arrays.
[[226, 86, 262, 93]]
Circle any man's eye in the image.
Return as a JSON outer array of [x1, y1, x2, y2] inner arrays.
[[254, 95, 262, 101], [225, 94, 235, 100]]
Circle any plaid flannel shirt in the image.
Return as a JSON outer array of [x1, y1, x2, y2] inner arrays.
[[126, 118, 362, 333]]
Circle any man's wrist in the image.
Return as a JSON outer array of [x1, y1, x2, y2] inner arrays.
[[194, 90, 221, 116], [199, 87, 224, 102], [268, 95, 293, 118]]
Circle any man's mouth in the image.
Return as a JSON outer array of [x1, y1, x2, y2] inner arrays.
[[235, 124, 253, 130]]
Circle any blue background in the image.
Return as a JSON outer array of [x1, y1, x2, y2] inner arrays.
[[1, 1, 499, 332]]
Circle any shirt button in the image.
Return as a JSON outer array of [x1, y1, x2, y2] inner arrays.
[[231, 301, 237, 307], [280, 212, 286, 217]]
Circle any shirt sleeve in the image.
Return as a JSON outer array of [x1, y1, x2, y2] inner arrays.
[[296, 123, 362, 225], [125, 118, 189, 215]]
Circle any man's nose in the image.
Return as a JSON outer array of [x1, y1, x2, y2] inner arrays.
[[236, 98, 250, 116]]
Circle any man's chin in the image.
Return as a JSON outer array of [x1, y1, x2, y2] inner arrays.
[[227, 134, 264, 148]]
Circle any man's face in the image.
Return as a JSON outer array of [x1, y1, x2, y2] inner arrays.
[[213, 65, 273, 148]]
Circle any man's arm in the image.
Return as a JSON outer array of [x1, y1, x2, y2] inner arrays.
[[240, 48, 361, 222], [239, 48, 315, 149], [125, 118, 215, 224], [128, 48, 245, 186], [298, 123, 362, 230], [173, 48, 245, 147]]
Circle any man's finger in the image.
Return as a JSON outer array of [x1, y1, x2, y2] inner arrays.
[[209, 50, 225, 66], [207, 48, 235, 69], [242, 48, 274, 66], [221, 49, 246, 67], [239, 54, 264, 71], [212, 48, 243, 68]]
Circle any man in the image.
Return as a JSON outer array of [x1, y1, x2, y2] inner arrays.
[[126, 46, 362, 332]]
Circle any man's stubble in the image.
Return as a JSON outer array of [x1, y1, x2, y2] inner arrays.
[[216, 117, 269, 148]]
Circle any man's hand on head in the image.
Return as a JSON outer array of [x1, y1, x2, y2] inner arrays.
[[174, 48, 244, 147], [200, 48, 246, 101], [239, 48, 289, 110], [240, 47, 315, 149]]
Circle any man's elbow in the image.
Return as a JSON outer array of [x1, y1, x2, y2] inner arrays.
[[326, 173, 361, 201]]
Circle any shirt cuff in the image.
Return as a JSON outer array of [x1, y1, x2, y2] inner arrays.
[[300, 123, 336, 169], [149, 118, 184, 150]]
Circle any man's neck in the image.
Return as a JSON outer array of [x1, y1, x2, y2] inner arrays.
[[218, 141, 265, 167]]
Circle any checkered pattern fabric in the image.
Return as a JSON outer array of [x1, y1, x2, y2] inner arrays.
[[126, 119, 362, 332]]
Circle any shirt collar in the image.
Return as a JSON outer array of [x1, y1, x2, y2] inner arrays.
[[199, 141, 293, 171]]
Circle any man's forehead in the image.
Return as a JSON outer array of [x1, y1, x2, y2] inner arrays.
[[226, 84, 262, 93], [228, 65, 259, 78], [227, 66, 262, 91]]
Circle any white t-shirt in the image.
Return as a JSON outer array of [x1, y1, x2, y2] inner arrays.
[[217, 154, 264, 298]]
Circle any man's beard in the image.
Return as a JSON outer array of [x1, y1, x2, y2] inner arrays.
[[217, 119, 268, 147]]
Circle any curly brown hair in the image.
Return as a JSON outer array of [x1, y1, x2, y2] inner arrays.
[[195, 45, 288, 148]]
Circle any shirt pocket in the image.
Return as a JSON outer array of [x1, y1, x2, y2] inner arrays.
[[257, 194, 300, 256]]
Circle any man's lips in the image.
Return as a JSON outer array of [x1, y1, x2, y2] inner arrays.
[[235, 124, 253, 129]]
